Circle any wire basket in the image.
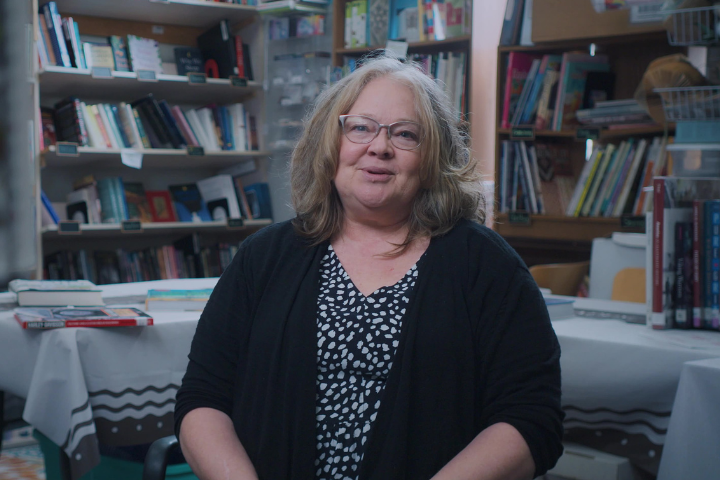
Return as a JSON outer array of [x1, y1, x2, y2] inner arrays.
[[654, 86, 720, 121], [664, 6, 720, 45]]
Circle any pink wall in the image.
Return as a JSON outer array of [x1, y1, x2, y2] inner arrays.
[[471, 1, 506, 224]]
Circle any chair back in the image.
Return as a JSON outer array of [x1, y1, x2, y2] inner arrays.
[[611, 268, 646, 303], [529, 261, 589, 296]]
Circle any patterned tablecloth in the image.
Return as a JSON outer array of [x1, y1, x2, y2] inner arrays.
[[1, 284, 720, 479]]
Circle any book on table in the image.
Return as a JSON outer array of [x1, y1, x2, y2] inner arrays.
[[14, 306, 153, 329], [543, 295, 575, 321], [8, 279, 104, 307], [145, 289, 213, 311]]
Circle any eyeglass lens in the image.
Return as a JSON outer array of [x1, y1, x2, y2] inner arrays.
[[342, 116, 422, 150]]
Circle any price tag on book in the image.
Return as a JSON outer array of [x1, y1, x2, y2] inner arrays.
[[188, 72, 207, 85], [230, 76, 248, 88], [227, 218, 245, 230], [136, 70, 158, 82], [576, 127, 601, 141], [508, 212, 531, 226], [187, 146, 205, 156], [91, 67, 113, 79], [620, 215, 645, 231], [58, 221, 81, 235], [121, 220, 143, 233], [55, 142, 79, 156], [509, 127, 535, 141]]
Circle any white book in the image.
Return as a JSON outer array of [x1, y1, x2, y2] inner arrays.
[[96, 104, 120, 149], [519, 142, 538, 214], [127, 35, 163, 74], [196, 108, 221, 151], [185, 110, 211, 149], [80, 102, 106, 149], [103, 104, 129, 148], [528, 144, 545, 214], [229, 104, 247, 151], [612, 138, 648, 217], [453, 52, 465, 116], [121, 103, 142, 149], [197, 174, 242, 219], [591, 140, 629, 217]]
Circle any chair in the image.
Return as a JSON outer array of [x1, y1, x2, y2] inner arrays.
[[589, 233, 646, 300], [143, 435, 180, 480], [529, 261, 590, 296], [611, 267, 646, 303]]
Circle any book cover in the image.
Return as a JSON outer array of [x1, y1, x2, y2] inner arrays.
[[552, 53, 609, 131], [168, 184, 212, 222], [14, 306, 152, 329], [369, 0, 390, 45], [38, 13, 57, 66], [499, 0, 524, 46], [83, 43, 115, 69], [109, 35, 131, 72], [126, 35, 163, 74], [197, 20, 237, 78], [145, 191, 177, 222], [692, 200, 704, 328], [41, 2, 71, 67], [174, 47, 204, 76], [243, 183, 273, 219], [197, 174, 243, 220], [123, 182, 153, 222], [501, 52, 541, 129]]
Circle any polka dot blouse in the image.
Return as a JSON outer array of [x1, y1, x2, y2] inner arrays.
[[315, 245, 419, 479]]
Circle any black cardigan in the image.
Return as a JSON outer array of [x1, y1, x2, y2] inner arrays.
[[175, 219, 564, 479]]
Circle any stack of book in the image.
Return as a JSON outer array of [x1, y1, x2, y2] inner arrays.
[[46, 95, 259, 153], [41, 174, 271, 227], [576, 99, 654, 129]]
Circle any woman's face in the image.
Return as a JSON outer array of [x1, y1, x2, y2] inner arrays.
[[334, 76, 423, 223]]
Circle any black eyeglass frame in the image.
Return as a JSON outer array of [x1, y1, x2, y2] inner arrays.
[[338, 114, 425, 151]]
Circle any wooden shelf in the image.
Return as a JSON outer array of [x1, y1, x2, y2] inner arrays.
[[497, 124, 672, 140], [336, 35, 471, 55], [43, 146, 269, 169], [42, 219, 272, 239], [493, 214, 644, 243], [39, 66, 262, 105], [53, 0, 257, 28]]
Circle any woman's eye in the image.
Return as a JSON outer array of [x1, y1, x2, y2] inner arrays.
[[351, 125, 369, 132], [396, 130, 418, 140]]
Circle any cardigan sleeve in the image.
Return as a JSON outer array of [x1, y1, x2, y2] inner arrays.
[[174, 241, 253, 438], [476, 264, 564, 477]]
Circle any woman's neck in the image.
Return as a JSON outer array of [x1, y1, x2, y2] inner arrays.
[[333, 215, 411, 255]]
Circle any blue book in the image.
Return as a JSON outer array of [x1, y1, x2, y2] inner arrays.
[[41, 190, 59, 223], [169, 184, 212, 222], [110, 104, 131, 148], [44, 2, 72, 67], [243, 183, 273, 219]]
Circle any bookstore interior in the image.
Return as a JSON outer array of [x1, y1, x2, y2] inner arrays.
[[2, 0, 720, 479]]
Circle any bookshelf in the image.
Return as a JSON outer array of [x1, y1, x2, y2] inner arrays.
[[493, 29, 683, 266], [31, 0, 292, 282]]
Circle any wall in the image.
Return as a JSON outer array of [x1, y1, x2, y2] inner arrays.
[[471, 0, 505, 225]]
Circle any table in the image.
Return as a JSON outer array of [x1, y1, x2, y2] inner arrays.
[[657, 357, 720, 480], [0, 278, 217, 479], [2, 285, 720, 479], [552, 311, 720, 474]]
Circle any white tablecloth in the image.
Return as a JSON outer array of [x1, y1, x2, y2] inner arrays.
[[0, 278, 217, 479], [2, 285, 720, 478], [657, 357, 720, 480]]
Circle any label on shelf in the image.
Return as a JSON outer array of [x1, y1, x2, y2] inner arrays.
[[55, 142, 79, 156], [91, 67, 113, 79], [510, 127, 535, 141], [576, 127, 601, 141], [136, 70, 158, 82], [188, 73, 207, 85], [121, 220, 143, 233], [508, 212, 532, 225], [620, 215, 646, 231], [187, 145, 205, 156], [230, 76, 248, 87], [58, 221, 81, 234], [227, 218, 245, 229]]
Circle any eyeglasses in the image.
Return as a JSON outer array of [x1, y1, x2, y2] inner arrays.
[[339, 115, 424, 151]]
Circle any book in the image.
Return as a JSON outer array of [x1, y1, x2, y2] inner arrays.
[[651, 177, 720, 330], [145, 191, 177, 222], [14, 306, 152, 329], [499, 0, 525, 46], [501, 52, 541, 129], [109, 35, 131, 72], [552, 53, 610, 131], [83, 42, 115, 69], [243, 183, 273, 219], [127, 35, 163, 74], [544, 295, 575, 321], [123, 182, 153, 222], [54, 96, 88, 146], [40, 2, 71, 68], [174, 47, 204, 76], [9, 279, 104, 307], [145, 289, 213, 311], [197, 20, 237, 78], [168, 184, 212, 222], [197, 174, 243, 220]]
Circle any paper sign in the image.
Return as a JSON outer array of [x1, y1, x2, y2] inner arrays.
[[121, 149, 143, 169], [385, 40, 408, 59]]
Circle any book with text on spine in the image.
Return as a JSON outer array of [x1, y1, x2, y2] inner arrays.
[[145, 289, 213, 311], [9, 279, 104, 307], [14, 306, 153, 329]]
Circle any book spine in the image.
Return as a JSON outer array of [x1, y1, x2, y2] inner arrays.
[[234, 34, 246, 78], [48, 2, 72, 67], [71, 20, 86, 69], [704, 200, 714, 328], [130, 106, 152, 149], [41, 4, 64, 67], [61, 19, 77, 68], [712, 201, 720, 330], [693, 200, 703, 328], [158, 100, 187, 148], [39, 14, 57, 66], [674, 222, 687, 328], [652, 177, 666, 329], [64, 318, 153, 327]]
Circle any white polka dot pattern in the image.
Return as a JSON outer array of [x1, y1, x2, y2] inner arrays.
[[314, 245, 418, 479]]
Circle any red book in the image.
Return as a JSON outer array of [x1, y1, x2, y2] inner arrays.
[[145, 191, 177, 222], [234, 35, 246, 79], [652, 177, 665, 330], [14, 307, 153, 329], [693, 200, 703, 328]]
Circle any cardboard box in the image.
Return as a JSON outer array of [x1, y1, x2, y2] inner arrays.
[[532, 0, 665, 43]]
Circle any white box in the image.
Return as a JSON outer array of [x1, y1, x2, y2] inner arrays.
[[546, 443, 638, 480]]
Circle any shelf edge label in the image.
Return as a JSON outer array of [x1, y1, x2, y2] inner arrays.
[[227, 218, 245, 229], [508, 212, 531, 225], [230, 76, 248, 87], [620, 215, 645, 231], [136, 69, 158, 82], [187, 145, 205, 156], [58, 221, 81, 234], [576, 127, 601, 141], [121, 220, 143, 233], [188, 72, 207, 84], [509, 127, 535, 141], [55, 142, 79, 156], [91, 67, 113, 79]]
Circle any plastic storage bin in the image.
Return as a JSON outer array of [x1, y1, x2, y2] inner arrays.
[[34, 430, 198, 480]]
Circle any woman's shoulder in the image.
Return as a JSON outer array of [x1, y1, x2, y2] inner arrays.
[[441, 219, 524, 267], [239, 219, 317, 264]]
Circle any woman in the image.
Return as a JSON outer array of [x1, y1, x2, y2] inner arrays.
[[175, 54, 563, 480]]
